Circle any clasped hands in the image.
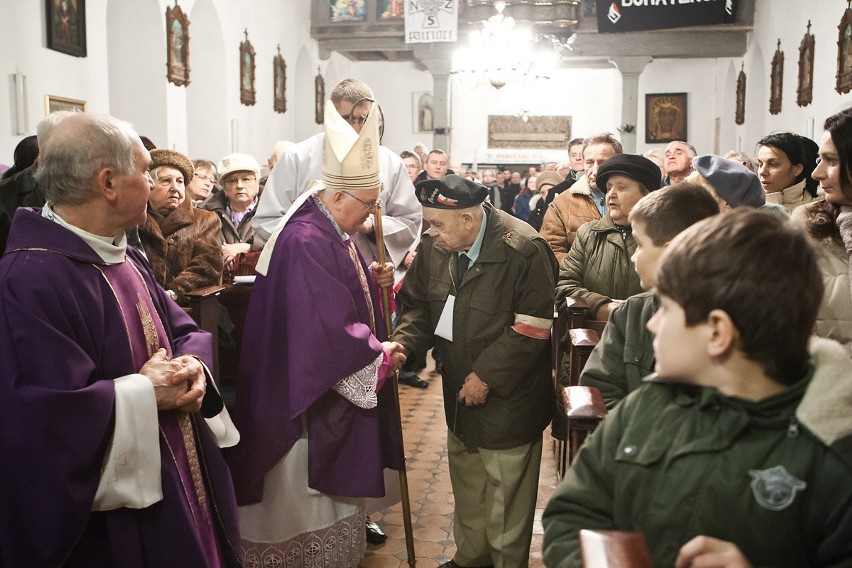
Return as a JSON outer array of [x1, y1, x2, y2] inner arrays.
[[140, 348, 206, 414]]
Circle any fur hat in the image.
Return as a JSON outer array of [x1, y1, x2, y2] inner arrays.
[[416, 174, 488, 209], [149, 148, 194, 185], [218, 153, 261, 182], [595, 154, 662, 193], [536, 171, 565, 191], [322, 99, 381, 191], [692, 154, 765, 208]]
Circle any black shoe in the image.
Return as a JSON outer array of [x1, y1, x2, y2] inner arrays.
[[365, 517, 387, 545], [398, 371, 428, 389], [438, 561, 493, 568]]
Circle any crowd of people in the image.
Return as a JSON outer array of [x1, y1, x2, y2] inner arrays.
[[0, 76, 851, 568]]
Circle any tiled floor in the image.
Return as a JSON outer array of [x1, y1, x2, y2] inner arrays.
[[361, 360, 560, 568]]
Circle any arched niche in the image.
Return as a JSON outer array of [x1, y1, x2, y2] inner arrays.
[[107, 0, 167, 147], [187, 0, 228, 161]]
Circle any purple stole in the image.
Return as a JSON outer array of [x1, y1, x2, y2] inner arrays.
[[100, 260, 224, 568]]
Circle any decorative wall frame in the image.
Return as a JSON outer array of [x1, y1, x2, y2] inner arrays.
[[46, 0, 87, 57], [239, 30, 256, 107], [44, 94, 87, 116], [379, 0, 403, 19], [797, 21, 814, 107], [735, 64, 746, 125], [413, 92, 434, 133], [166, 2, 190, 87], [315, 68, 325, 124], [273, 45, 287, 114], [645, 93, 687, 144], [769, 39, 784, 115], [330, 0, 366, 22], [487, 115, 571, 149], [837, 7, 852, 94]]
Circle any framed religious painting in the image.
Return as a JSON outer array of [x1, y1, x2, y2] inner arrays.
[[378, 0, 403, 19], [735, 64, 746, 125], [315, 68, 325, 124], [44, 94, 86, 116], [273, 46, 287, 114], [797, 21, 814, 107], [166, 2, 190, 87], [837, 8, 852, 94], [240, 30, 256, 107], [330, 0, 366, 22], [645, 93, 687, 144], [46, 0, 87, 57], [769, 39, 784, 115]]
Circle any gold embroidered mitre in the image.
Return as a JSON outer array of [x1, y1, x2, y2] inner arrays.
[[321, 98, 380, 191]]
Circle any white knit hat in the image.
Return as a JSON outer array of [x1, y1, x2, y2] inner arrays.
[[217, 153, 261, 182], [321, 99, 381, 191]]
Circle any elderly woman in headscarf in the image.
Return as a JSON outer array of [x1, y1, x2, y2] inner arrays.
[[138, 148, 223, 305]]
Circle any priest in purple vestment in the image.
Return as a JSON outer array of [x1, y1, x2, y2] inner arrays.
[[0, 113, 241, 567], [228, 99, 406, 567]]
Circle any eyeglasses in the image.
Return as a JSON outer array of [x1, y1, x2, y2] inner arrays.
[[343, 97, 375, 128], [224, 174, 257, 186], [343, 191, 379, 211], [194, 173, 216, 182]]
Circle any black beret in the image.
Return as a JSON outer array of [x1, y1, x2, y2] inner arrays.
[[416, 174, 489, 209], [595, 154, 662, 194]]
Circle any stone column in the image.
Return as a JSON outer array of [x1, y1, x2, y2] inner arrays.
[[413, 44, 454, 151], [610, 56, 652, 153]]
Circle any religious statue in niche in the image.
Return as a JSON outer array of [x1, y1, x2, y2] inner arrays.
[[315, 68, 325, 125], [769, 39, 784, 115], [837, 6, 852, 94], [166, 2, 190, 87], [273, 46, 286, 114], [240, 29, 256, 107], [735, 64, 746, 126], [797, 21, 815, 107]]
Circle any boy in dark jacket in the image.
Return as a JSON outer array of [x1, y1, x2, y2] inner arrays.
[[578, 182, 720, 408], [544, 209, 852, 567]]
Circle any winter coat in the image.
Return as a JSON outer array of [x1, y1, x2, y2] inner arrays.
[[139, 198, 223, 305], [393, 204, 558, 450], [543, 337, 852, 568], [765, 179, 814, 215], [555, 215, 642, 319], [202, 191, 264, 252], [579, 291, 657, 409], [539, 175, 602, 262]]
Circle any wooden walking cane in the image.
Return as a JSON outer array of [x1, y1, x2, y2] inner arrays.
[[373, 200, 417, 567]]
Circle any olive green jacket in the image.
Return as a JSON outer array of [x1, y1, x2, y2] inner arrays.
[[555, 215, 642, 318], [579, 292, 657, 409], [393, 205, 558, 449], [543, 337, 852, 568]]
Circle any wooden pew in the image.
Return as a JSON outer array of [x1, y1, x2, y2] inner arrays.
[[579, 530, 653, 568], [184, 285, 226, 382]]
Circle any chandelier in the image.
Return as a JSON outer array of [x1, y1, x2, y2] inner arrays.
[[451, 0, 560, 89]]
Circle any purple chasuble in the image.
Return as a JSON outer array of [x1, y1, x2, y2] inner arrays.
[[0, 208, 240, 567], [228, 198, 404, 505], [101, 261, 224, 568]]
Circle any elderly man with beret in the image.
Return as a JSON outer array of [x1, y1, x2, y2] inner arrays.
[[393, 174, 558, 568]]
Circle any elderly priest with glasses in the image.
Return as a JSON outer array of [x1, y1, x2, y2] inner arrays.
[[229, 98, 407, 568]]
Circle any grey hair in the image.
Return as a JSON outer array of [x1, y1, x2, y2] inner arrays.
[[36, 113, 143, 206], [330, 78, 374, 105], [36, 111, 77, 153]]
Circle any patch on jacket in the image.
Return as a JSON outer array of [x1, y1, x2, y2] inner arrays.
[[748, 465, 806, 511]]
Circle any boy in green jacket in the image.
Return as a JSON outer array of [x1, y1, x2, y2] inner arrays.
[[578, 182, 720, 408], [543, 209, 852, 567]]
